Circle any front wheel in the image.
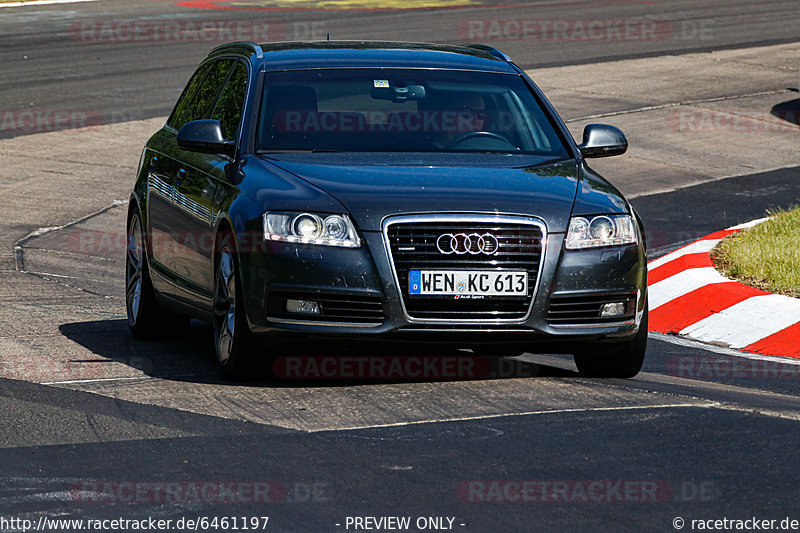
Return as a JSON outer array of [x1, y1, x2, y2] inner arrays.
[[213, 239, 257, 380], [573, 304, 648, 379]]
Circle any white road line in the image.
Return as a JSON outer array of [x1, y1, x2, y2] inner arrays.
[[650, 332, 800, 365], [0, 0, 98, 7], [41, 376, 150, 385], [309, 403, 717, 432], [22, 271, 112, 283], [42, 375, 204, 385], [647, 239, 722, 270], [679, 295, 800, 348], [0, 490, 75, 504], [648, 267, 733, 310], [14, 199, 127, 272]]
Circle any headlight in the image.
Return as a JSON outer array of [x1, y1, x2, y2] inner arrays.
[[263, 212, 361, 248], [565, 214, 637, 250]]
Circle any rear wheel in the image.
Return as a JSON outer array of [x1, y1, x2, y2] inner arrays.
[[573, 303, 648, 378], [126, 211, 188, 339], [213, 238, 257, 380]]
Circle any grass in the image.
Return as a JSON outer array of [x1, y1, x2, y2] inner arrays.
[[713, 208, 800, 298]]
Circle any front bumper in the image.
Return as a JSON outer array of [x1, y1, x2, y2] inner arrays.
[[239, 224, 646, 347]]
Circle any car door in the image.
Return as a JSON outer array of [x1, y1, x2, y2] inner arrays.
[[144, 62, 215, 277], [171, 59, 248, 306]]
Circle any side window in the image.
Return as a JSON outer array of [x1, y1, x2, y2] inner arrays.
[[182, 59, 234, 126], [167, 61, 214, 130], [211, 62, 249, 141]]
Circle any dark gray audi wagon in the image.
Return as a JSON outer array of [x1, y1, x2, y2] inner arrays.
[[126, 41, 648, 379]]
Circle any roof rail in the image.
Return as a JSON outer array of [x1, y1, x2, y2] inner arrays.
[[210, 41, 264, 59], [465, 43, 512, 63]]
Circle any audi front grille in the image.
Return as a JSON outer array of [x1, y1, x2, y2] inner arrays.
[[383, 215, 547, 323]]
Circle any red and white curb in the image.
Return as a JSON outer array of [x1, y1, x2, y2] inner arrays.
[[647, 218, 800, 358]]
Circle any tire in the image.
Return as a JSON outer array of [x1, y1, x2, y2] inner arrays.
[[126, 211, 189, 339], [213, 235, 257, 380], [573, 303, 648, 379]]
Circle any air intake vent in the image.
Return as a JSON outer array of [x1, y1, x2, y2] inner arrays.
[[547, 292, 636, 326], [268, 292, 384, 325]]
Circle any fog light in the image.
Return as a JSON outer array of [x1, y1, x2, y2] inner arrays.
[[286, 299, 321, 315], [600, 302, 626, 318]]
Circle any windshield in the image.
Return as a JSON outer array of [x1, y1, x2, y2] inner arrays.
[[257, 68, 570, 157]]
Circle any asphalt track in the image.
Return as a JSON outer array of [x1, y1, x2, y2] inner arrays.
[[2, 0, 800, 123], [1, 1, 800, 532]]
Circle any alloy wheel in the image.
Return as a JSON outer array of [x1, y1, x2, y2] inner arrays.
[[214, 247, 237, 365], [126, 214, 144, 327]]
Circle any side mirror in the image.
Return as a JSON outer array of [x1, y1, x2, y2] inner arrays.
[[578, 124, 628, 158], [177, 120, 236, 156]]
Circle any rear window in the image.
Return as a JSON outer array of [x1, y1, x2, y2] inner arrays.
[[257, 68, 569, 156]]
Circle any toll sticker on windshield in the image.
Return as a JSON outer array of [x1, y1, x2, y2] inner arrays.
[[373, 80, 389, 88]]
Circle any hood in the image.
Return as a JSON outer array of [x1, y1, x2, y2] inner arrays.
[[258, 153, 581, 232]]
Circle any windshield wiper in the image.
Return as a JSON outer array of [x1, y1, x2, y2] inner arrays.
[[256, 149, 341, 155], [515, 156, 571, 169]]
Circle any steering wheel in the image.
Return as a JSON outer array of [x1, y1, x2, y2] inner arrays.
[[445, 131, 516, 150]]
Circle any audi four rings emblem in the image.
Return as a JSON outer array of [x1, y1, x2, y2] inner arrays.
[[436, 233, 499, 255]]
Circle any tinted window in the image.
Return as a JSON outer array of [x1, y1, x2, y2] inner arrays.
[[167, 61, 213, 130], [182, 59, 234, 126], [211, 62, 249, 141], [257, 68, 569, 157]]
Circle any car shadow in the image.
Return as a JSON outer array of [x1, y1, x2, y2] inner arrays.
[[58, 319, 578, 387], [58, 319, 222, 383], [770, 98, 800, 126]]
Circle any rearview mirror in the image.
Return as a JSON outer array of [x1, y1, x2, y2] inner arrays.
[[578, 124, 628, 158], [177, 120, 236, 156], [370, 84, 426, 102]]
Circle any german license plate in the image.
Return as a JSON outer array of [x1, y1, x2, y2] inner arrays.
[[409, 270, 527, 296]]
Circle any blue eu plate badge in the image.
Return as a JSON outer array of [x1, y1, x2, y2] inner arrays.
[[409, 270, 422, 294]]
